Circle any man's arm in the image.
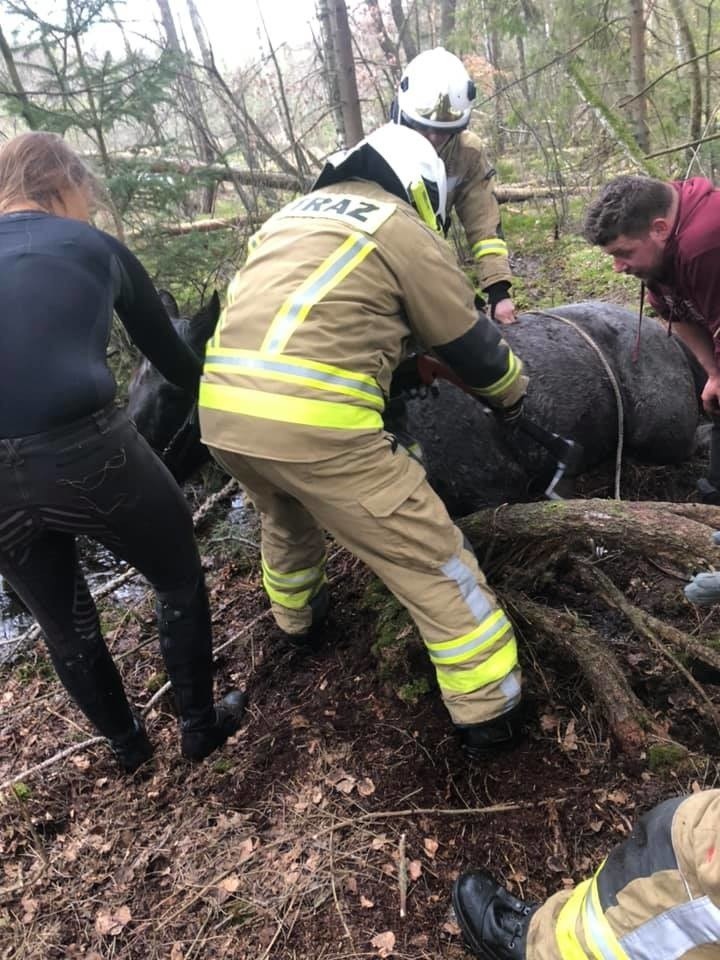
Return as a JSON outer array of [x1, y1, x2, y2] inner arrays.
[[669, 320, 720, 413]]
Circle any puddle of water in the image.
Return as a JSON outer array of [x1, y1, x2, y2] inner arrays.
[[0, 539, 148, 664]]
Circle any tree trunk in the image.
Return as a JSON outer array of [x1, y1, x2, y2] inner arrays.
[[330, 0, 364, 146], [628, 0, 650, 153], [440, 0, 457, 47], [461, 498, 720, 574], [667, 0, 703, 148], [155, 0, 216, 213], [0, 22, 37, 128], [317, 0, 346, 147], [390, 0, 417, 64]]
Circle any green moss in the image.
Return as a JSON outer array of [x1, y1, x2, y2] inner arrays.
[[646, 742, 690, 773], [397, 677, 431, 704], [12, 782, 31, 801], [145, 671, 167, 694], [212, 758, 233, 774], [362, 577, 429, 694]]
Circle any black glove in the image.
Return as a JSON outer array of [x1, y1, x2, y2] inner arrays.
[[389, 355, 434, 401]]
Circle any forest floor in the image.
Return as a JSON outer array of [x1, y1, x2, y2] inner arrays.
[[2, 205, 720, 958], [2, 449, 720, 960]]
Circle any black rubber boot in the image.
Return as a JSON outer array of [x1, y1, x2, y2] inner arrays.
[[109, 714, 154, 772], [451, 870, 538, 960], [456, 705, 522, 760], [156, 580, 246, 761], [281, 584, 329, 645], [49, 642, 153, 772]]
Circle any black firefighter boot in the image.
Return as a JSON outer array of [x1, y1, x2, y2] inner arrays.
[[452, 870, 538, 960], [282, 584, 330, 645], [157, 580, 247, 761], [49, 641, 153, 773], [456, 705, 523, 760]]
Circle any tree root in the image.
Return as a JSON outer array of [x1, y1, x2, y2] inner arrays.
[[574, 562, 720, 734], [507, 592, 655, 752]]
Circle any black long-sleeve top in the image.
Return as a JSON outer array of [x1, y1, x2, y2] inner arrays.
[[0, 211, 201, 437]]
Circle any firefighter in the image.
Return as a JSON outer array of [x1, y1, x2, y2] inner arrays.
[[198, 122, 528, 756], [391, 47, 516, 325], [452, 789, 720, 959]]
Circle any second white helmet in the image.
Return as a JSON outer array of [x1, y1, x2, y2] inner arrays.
[[395, 47, 476, 132], [313, 123, 447, 232]]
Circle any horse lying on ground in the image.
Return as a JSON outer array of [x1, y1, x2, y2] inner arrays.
[[126, 297, 704, 515]]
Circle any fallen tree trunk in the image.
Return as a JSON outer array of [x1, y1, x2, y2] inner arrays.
[[461, 498, 720, 574]]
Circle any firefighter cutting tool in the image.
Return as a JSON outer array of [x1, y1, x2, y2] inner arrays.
[[399, 353, 584, 500]]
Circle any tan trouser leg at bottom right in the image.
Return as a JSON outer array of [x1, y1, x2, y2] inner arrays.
[[527, 789, 720, 960]]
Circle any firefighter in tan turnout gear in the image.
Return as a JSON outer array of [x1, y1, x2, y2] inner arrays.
[[392, 47, 516, 325], [452, 789, 720, 959], [198, 122, 528, 756]]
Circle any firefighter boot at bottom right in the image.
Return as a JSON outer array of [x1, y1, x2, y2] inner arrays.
[[455, 704, 522, 760], [452, 869, 538, 960]]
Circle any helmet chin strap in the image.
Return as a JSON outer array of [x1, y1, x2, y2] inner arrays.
[[409, 179, 443, 232]]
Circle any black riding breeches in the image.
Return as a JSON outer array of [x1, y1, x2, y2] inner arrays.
[[0, 405, 203, 663]]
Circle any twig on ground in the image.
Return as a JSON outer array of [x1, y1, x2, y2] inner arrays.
[[0, 737, 106, 792], [398, 831, 407, 919]]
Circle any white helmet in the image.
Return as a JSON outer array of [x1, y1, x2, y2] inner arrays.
[[395, 47, 476, 132], [313, 123, 447, 232]]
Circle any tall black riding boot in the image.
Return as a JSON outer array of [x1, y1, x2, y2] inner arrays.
[[452, 870, 538, 960], [156, 579, 246, 761], [49, 641, 153, 772]]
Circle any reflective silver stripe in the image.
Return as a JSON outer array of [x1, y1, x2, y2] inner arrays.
[[428, 612, 511, 662], [619, 896, 720, 960], [500, 673, 521, 704], [266, 235, 374, 353], [440, 554, 493, 621], [583, 885, 622, 960], [205, 353, 384, 403]]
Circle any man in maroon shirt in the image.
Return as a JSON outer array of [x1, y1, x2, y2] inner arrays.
[[584, 175, 720, 499]]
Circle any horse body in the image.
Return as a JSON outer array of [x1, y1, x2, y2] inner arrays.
[[126, 298, 703, 512]]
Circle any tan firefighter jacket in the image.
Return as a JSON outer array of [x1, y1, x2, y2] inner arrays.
[[199, 180, 525, 462], [441, 130, 512, 291]]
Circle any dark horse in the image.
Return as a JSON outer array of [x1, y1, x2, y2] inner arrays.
[[127, 290, 220, 482], [127, 297, 705, 514]]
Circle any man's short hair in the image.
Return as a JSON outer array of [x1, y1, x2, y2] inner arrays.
[[583, 176, 674, 246]]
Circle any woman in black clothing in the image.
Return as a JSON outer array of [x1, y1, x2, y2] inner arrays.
[[0, 132, 244, 772]]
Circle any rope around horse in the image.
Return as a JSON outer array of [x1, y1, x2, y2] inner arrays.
[[524, 309, 625, 501]]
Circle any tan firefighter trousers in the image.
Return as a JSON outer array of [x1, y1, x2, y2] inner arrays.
[[209, 431, 521, 727], [527, 789, 720, 960]]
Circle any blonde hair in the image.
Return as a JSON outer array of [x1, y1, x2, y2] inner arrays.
[[0, 132, 95, 214]]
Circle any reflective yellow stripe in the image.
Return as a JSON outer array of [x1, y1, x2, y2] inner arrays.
[[262, 557, 326, 610], [555, 874, 629, 960], [471, 350, 521, 399], [472, 237, 509, 259], [199, 381, 383, 431], [203, 348, 384, 408], [426, 610, 512, 665], [261, 233, 376, 355], [556, 880, 593, 960], [435, 636, 518, 693]]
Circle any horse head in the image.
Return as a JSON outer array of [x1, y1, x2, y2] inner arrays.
[[127, 290, 221, 482]]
